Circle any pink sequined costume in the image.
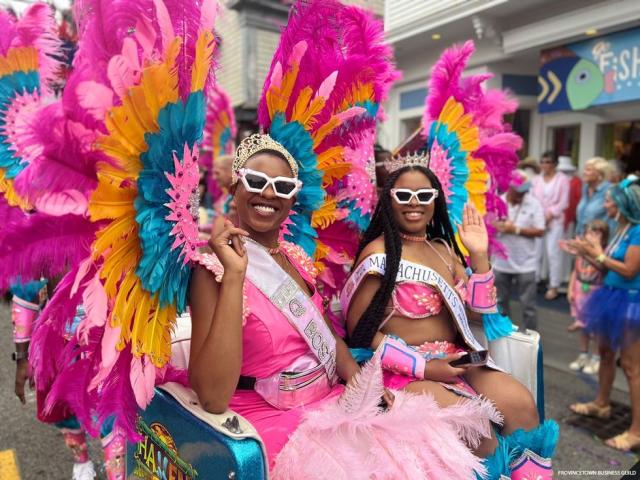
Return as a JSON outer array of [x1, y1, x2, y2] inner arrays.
[[195, 243, 343, 467], [196, 242, 500, 479]]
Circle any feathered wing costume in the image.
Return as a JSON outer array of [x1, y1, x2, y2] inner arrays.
[[30, 0, 218, 438], [400, 40, 519, 261], [0, 3, 60, 211], [257, 2, 399, 321], [392, 40, 520, 342], [0, 4, 91, 291]]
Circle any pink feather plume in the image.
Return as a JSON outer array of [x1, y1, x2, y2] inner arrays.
[[0, 4, 62, 92], [273, 355, 498, 480], [0, 213, 97, 290], [13, 102, 101, 204], [425, 40, 523, 255], [29, 265, 87, 395]]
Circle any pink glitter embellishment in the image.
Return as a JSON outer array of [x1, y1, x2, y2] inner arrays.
[[429, 140, 453, 201], [413, 291, 443, 315], [165, 144, 203, 264]]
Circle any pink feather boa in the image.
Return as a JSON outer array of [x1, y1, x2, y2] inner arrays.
[[273, 356, 500, 480]]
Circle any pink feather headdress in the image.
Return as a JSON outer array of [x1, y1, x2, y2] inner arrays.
[[401, 40, 522, 257], [257, 0, 399, 320]]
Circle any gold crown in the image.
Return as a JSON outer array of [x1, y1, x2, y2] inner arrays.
[[384, 151, 430, 174], [232, 133, 298, 183]]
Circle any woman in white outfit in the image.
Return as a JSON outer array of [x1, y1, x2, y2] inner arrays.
[[531, 151, 570, 300]]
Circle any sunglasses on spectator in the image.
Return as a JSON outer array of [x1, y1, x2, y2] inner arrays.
[[236, 168, 302, 199], [390, 188, 439, 205]]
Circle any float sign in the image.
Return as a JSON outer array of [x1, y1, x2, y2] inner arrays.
[[131, 417, 198, 480]]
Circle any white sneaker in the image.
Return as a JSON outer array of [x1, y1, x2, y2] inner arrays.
[[569, 353, 589, 371], [583, 356, 600, 375], [72, 461, 96, 480]]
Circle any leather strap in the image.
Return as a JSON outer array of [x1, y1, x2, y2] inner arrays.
[[236, 375, 257, 390]]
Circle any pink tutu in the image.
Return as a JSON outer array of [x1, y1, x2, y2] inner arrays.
[[273, 356, 501, 480]]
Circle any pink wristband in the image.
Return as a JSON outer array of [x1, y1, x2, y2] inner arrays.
[[379, 335, 426, 380], [11, 296, 39, 343], [466, 269, 498, 313]]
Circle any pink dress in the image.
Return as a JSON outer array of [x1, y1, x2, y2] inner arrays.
[[195, 244, 343, 468], [570, 257, 603, 326]]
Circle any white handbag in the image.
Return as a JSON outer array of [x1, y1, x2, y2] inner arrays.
[[488, 329, 541, 403], [470, 324, 542, 405]]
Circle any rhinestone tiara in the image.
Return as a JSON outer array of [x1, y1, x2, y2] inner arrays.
[[231, 133, 298, 184], [384, 151, 430, 174]]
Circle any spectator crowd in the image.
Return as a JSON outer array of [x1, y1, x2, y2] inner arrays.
[[491, 152, 640, 452]]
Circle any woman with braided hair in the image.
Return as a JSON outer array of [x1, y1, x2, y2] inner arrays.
[[569, 176, 640, 452], [342, 161, 558, 479]]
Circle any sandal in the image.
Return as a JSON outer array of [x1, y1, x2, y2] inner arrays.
[[569, 401, 611, 419], [605, 431, 640, 451]]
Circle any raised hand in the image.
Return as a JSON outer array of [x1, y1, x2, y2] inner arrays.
[[458, 202, 489, 256], [209, 220, 250, 276]]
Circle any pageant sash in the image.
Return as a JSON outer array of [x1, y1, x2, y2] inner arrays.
[[244, 241, 337, 381], [341, 254, 498, 369]]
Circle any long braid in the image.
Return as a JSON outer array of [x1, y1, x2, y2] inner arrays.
[[349, 169, 403, 348], [348, 165, 466, 348]]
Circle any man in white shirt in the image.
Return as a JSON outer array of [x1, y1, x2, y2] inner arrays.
[[493, 170, 546, 329]]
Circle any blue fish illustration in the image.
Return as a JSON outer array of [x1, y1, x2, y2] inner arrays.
[[538, 56, 615, 112]]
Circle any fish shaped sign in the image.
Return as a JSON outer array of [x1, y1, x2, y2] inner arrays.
[[538, 27, 640, 113]]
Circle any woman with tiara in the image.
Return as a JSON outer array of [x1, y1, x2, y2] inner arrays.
[[189, 3, 503, 478], [342, 41, 559, 479]]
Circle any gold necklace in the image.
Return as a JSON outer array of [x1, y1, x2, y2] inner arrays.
[[399, 232, 426, 242], [245, 236, 280, 254]]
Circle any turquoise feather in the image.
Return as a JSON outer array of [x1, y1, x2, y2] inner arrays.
[[482, 312, 516, 341], [9, 278, 46, 302], [427, 120, 470, 233], [349, 347, 374, 363], [269, 113, 325, 257], [134, 91, 206, 311], [0, 70, 40, 179]]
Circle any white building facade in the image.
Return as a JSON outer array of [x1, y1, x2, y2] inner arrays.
[[381, 0, 640, 173]]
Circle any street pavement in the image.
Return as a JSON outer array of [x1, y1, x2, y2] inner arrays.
[[1, 297, 639, 479]]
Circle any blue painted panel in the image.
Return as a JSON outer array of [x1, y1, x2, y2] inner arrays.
[[539, 27, 640, 113], [126, 388, 266, 479]]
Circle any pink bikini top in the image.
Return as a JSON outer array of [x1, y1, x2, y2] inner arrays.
[[381, 240, 465, 329]]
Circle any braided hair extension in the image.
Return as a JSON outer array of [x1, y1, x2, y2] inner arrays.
[[348, 165, 467, 348]]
